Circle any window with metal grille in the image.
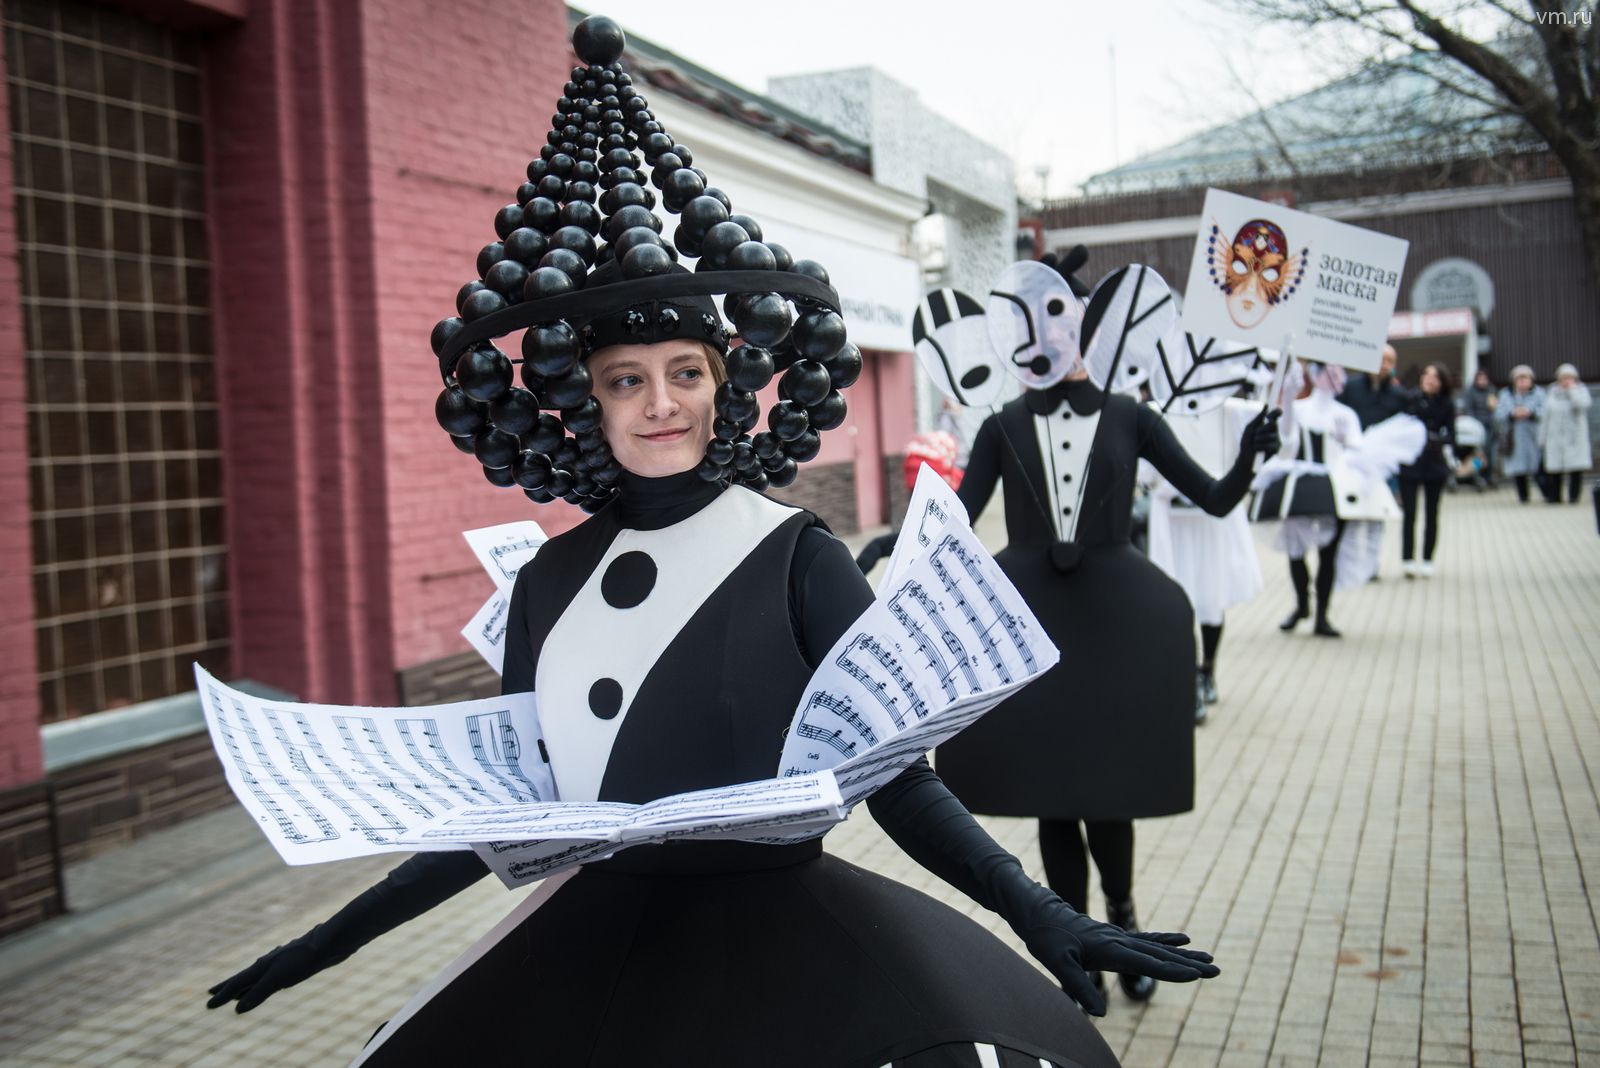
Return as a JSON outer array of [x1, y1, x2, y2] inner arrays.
[[5, 0, 227, 723]]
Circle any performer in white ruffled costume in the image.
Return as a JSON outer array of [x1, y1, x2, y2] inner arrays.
[[1252, 361, 1423, 637], [1145, 396, 1263, 721]]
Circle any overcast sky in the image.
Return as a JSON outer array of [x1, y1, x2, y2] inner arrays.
[[581, 0, 1346, 198]]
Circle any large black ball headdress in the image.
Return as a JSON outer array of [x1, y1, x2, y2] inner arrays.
[[431, 15, 860, 512]]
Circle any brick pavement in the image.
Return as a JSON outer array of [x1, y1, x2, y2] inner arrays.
[[0, 489, 1596, 1067]]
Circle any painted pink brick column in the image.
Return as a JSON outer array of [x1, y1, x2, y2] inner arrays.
[[203, 0, 407, 704], [362, 0, 582, 671], [0, 44, 43, 788]]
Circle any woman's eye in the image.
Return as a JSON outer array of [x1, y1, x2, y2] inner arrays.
[[1232, 259, 1247, 275], [675, 367, 703, 381], [1262, 267, 1280, 282], [612, 374, 641, 390]]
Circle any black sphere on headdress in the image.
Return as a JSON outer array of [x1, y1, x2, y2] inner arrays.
[[573, 15, 626, 65], [782, 360, 832, 407], [436, 386, 487, 436], [807, 390, 848, 431], [474, 427, 519, 469], [458, 346, 513, 402], [489, 388, 539, 436], [824, 342, 863, 388]]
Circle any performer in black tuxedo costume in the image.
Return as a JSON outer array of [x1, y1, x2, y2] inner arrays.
[[203, 18, 1218, 1065], [928, 255, 1280, 1003]]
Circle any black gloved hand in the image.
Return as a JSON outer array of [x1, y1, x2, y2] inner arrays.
[[867, 761, 1218, 1017], [204, 849, 489, 1014], [853, 530, 898, 575], [1240, 407, 1282, 457], [207, 936, 329, 1013], [1042, 244, 1091, 298], [1006, 883, 1218, 1015]]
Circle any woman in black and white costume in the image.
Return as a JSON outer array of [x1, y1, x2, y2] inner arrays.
[[912, 258, 1280, 1005], [204, 18, 1219, 1067], [1252, 360, 1422, 637]]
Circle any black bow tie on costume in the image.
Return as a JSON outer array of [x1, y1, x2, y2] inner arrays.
[[1023, 378, 1104, 417]]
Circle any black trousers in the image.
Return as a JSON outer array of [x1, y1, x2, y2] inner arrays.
[[1399, 475, 1445, 561], [1038, 818, 1134, 914]]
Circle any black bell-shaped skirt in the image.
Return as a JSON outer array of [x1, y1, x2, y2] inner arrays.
[[356, 840, 1119, 1067]]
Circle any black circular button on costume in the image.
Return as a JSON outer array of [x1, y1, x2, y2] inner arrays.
[[937, 380, 1199, 821]]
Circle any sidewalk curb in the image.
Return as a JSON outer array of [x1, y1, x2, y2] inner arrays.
[[0, 841, 282, 991]]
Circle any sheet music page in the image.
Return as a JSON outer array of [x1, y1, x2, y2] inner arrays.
[[881, 462, 968, 588], [194, 666, 556, 864], [425, 773, 842, 887], [777, 520, 1058, 786], [461, 591, 511, 675], [462, 520, 548, 595]]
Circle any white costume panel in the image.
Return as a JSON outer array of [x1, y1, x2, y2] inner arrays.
[[1146, 398, 1263, 625]]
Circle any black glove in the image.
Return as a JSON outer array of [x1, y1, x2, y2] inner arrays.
[[1042, 244, 1091, 298], [206, 850, 488, 1013], [867, 761, 1217, 1015], [1240, 407, 1282, 457], [853, 530, 897, 575]]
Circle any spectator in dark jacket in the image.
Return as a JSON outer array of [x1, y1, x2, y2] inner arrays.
[[1459, 368, 1498, 483], [1400, 364, 1455, 577], [1340, 344, 1407, 429]]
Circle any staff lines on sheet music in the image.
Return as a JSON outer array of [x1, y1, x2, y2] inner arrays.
[[465, 710, 543, 802], [210, 687, 322, 844], [222, 691, 340, 843], [487, 537, 544, 583], [397, 720, 495, 806], [833, 633, 929, 729], [266, 707, 405, 844], [890, 580, 980, 695], [928, 534, 1036, 674], [790, 690, 877, 771], [333, 718, 448, 819]]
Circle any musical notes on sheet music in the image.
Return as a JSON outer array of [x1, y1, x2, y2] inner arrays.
[[777, 519, 1056, 783], [194, 666, 555, 865]]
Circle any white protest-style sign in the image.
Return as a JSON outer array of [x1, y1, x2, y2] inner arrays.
[[1181, 188, 1408, 373], [459, 520, 548, 674]]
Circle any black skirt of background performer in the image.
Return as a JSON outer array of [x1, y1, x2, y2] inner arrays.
[[936, 542, 1196, 822], [360, 842, 1118, 1068]]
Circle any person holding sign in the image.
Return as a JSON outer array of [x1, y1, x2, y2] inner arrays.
[[203, 18, 1217, 1066]]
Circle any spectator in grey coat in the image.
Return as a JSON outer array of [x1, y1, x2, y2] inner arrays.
[[1541, 363, 1592, 504], [1496, 365, 1545, 503]]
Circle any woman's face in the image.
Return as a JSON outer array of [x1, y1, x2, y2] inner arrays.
[[1420, 366, 1441, 394], [1474, 369, 1490, 389], [1515, 373, 1533, 392], [1559, 372, 1578, 388], [589, 339, 717, 478]]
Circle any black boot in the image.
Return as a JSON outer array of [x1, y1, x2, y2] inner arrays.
[[1280, 559, 1310, 631], [1313, 555, 1340, 637], [1106, 897, 1156, 1001]]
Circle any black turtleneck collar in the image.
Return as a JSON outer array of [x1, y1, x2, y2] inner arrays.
[[1023, 376, 1104, 417], [612, 468, 726, 531]]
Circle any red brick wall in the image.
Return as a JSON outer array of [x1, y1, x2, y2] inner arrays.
[[360, 0, 582, 673], [0, 29, 44, 789]]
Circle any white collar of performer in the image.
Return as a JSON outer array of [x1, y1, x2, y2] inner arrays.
[[536, 486, 797, 802], [1032, 404, 1100, 542]]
